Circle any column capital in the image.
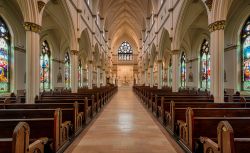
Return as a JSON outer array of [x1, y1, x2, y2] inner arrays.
[[208, 20, 226, 32], [70, 50, 79, 55], [23, 22, 41, 33]]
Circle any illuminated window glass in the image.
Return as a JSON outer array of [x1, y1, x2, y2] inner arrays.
[[65, 52, 71, 88], [169, 57, 172, 87], [40, 41, 51, 91], [180, 52, 186, 87], [118, 41, 133, 61], [78, 59, 82, 87], [200, 39, 210, 89], [242, 17, 250, 90], [0, 17, 10, 93]]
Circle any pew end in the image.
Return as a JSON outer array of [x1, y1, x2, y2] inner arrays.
[[12, 122, 49, 153], [200, 121, 236, 153], [28, 137, 49, 153]]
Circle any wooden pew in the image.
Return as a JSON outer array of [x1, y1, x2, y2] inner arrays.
[[35, 97, 93, 122], [177, 107, 250, 151], [201, 120, 250, 153], [1, 102, 84, 134], [0, 109, 67, 152], [161, 101, 250, 130], [0, 122, 48, 153], [153, 95, 213, 117]]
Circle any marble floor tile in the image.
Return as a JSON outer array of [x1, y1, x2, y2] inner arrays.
[[64, 87, 184, 153]]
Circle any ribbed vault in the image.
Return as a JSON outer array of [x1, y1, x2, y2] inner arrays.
[[98, 0, 154, 54]]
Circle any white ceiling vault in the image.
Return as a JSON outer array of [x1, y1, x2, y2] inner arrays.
[[97, 0, 157, 55]]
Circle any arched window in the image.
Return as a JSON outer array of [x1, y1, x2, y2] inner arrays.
[[118, 41, 133, 61], [169, 57, 172, 87], [200, 39, 210, 89], [180, 52, 186, 87], [64, 52, 71, 88], [242, 17, 250, 91], [0, 17, 10, 93], [78, 59, 82, 87], [40, 41, 51, 91]]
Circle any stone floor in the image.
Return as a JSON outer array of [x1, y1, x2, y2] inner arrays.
[[65, 87, 184, 153]]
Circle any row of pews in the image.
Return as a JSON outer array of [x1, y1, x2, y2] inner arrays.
[[133, 85, 250, 153], [0, 85, 118, 153]]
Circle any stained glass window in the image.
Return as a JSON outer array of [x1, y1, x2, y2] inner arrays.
[[40, 41, 51, 91], [242, 17, 250, 90], [169, 57, 172, 87], [65, 52, 71, 88], [0, 17, 10, 93], [118, 41, 133, 61], [78, 59, 82, 87], [180, 52, 186, 87], [200, 39, 210, 89]]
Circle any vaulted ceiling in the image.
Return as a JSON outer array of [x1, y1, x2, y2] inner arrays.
[[98, 0, 156, 52]]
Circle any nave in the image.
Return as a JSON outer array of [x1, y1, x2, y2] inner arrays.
[[65, 87, 183, 153]]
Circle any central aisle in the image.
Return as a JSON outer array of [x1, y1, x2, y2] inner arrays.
[[65, 87, 183, 153]]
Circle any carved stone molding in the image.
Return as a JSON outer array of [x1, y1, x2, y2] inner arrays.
[[205, 0, 213, 11], [157, 59, 163, 63], [172, 50, 180, 55], [70, 50, 79, 55], [52, 59, 64, 64], [225, 45, 238, 52], [14, 46, 26, 53], [23, 22, 41, 33], [37, 1, 45, 12], [208, 20, 226, 32]]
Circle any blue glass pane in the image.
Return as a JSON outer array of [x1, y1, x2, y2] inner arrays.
[[118, 41, 133, 61], [40, 41, 50, 91], [0, 18, 10, 93]]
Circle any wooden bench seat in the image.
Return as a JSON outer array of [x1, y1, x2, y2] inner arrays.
[[0, 109, 67, 152], [0, 122, 48, 153], [160, 101, 250, 129], [35, 98, 93, 121], [151, 96, 214, 116], [200, 120, 250, 153], [1, 102, 85, 133], [177, 108, 250, 151]]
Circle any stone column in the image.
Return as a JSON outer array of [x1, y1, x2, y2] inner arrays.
[[209, 20, 225, 102], [24, 22, 41, 103], [172, 51, 180, 92], [70, 50, 78, 93], [157, 60, 163, 89], [96, 66, 101, 88], [144, 69, 148, 86], [103, 69, 107, 86], [150, 66, 154, 88], [88, 61, 93, 89]]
